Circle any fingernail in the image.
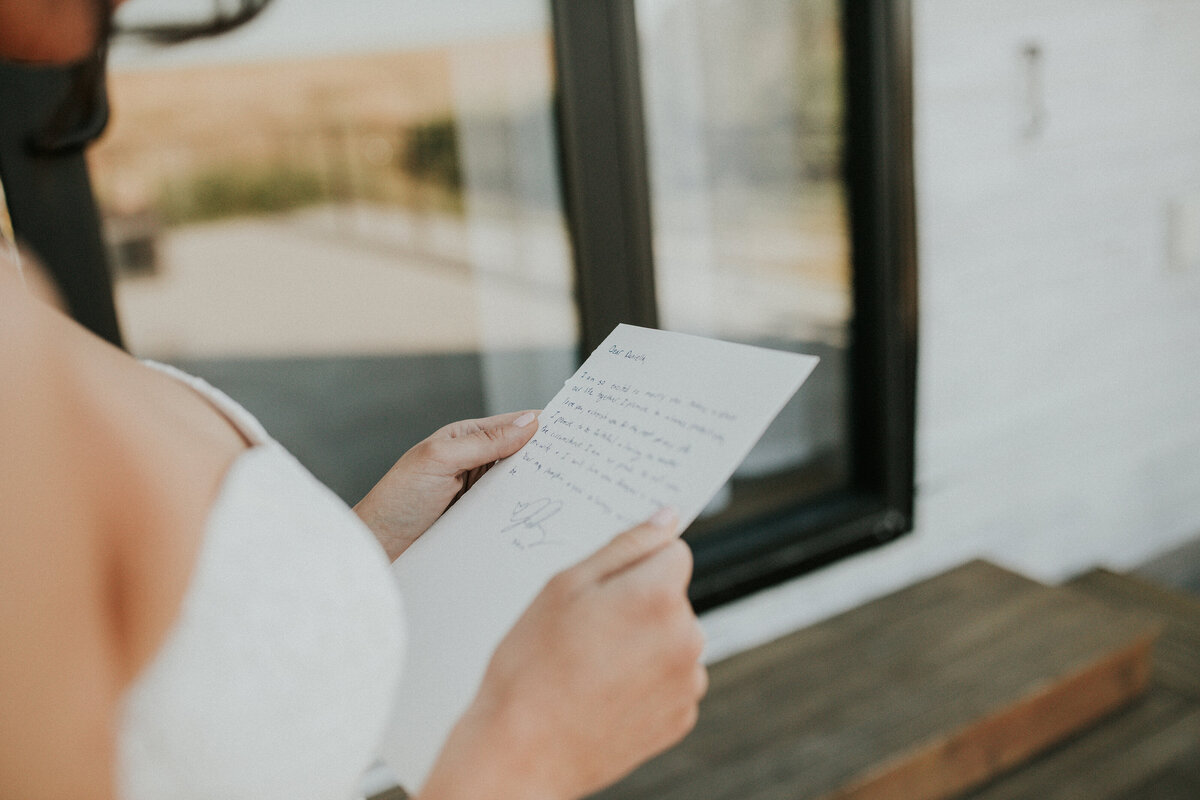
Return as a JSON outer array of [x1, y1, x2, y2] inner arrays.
[[513, 412, 537, 428], [650, 506, 678, 528]]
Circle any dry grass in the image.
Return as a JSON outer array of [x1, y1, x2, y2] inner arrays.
[[89, 35, 552, 214]]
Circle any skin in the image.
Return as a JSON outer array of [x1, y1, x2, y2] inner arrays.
[[0, 7, 706, 794], [0, 0, 118, 62], [354, 411, 544, 562]]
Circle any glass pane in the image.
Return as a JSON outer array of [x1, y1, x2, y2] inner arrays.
[[93, 0, 577, 503], [636, 0, 851, 539]]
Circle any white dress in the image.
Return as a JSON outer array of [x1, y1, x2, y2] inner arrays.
[[116, 363, 407, 800]]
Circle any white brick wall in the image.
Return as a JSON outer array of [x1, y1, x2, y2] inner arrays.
[[702, 0, 1200, 661]]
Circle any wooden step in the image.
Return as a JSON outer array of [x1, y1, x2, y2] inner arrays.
[[1069, 569, 1200, 701], [958, 569, 1200, 800], [591, 560, 1163, 800]]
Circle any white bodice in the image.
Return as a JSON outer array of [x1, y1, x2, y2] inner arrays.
[[116, 363, 406, 800]]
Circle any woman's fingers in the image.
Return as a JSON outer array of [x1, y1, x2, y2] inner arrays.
[[571, 508, 680, 583], [614, 530, 694, 588], [420, 410, 540, 475], [354, 411, 541, 561]]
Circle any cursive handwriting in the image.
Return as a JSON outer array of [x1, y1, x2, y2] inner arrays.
[[503, 369, 742, 529], [502, 497, 564, 550]]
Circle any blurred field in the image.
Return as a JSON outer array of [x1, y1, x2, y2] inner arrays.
[[90, 37, 550, 218], [90, 25, 850, 360]]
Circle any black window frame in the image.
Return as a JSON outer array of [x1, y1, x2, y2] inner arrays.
[[550, 0, 918, 611], [78, 0, 914, 610]]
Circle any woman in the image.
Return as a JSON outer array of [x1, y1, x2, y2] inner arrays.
[[0, 2, 708, 799]]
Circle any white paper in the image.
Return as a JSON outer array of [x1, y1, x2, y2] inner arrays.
[[378, 324, 818, 790]]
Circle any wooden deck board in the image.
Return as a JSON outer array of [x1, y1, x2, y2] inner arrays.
[[1070, 569, 1200, 700], [962, 691, 1200, 800], [591, 561, 1161, 800], [370, 565, 1200, 800], [1114, 736, 1200, 800]]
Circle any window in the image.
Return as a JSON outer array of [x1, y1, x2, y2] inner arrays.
[[551, 0, 917, 608], [92, 0, 915, 610], [96, 1, 577, 503]]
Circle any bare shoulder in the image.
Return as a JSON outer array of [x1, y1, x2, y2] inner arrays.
[[1, 264, 244, 660], [0, 272, 123, 796], [0, 265, 229, 797]]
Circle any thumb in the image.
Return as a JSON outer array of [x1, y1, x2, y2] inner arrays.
[[573, 507, 680, 583], [430, 410, 540, 474]]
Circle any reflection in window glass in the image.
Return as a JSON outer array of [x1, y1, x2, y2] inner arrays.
[[91, 1, 577, 502], [636, 0, 850, 538]]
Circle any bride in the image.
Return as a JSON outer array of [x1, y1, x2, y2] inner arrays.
[[0, 3, 707, 799]]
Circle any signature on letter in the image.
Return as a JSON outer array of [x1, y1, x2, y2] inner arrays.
[[502, 497, 563, 549]]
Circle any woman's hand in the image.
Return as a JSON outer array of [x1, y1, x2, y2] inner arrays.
[[418, 509, 708, 800], [354, 411, 539, 561]]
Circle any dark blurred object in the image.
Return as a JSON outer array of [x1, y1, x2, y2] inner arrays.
[[0, 60, 123, 348], [0, 0, 275, 349], [119, 0, 273, 44]]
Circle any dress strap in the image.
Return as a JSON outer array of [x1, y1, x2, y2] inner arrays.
[[142, 360, 272, 448]]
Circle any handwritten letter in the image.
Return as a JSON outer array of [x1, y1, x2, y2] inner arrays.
[[378, 325, 818, 790]]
